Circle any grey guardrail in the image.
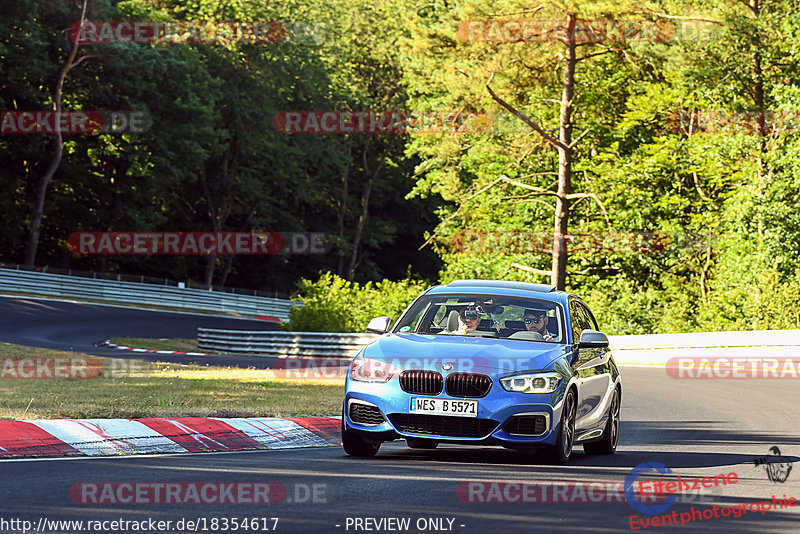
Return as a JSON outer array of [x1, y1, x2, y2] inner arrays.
[[197, 329, 378, 357], [197, 328, 800, 362], [0, 268, 294, 319], [608, 330, 800, 365]]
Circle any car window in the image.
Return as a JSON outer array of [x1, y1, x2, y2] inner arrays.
[[580, 303, 599, 331], [393, 293, 565, 343], [431, 305, 446, 325], [569, 298, 592, 342], [400, 300, 432, 332]]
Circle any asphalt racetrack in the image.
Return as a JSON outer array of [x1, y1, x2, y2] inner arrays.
[[0, 368, 796, 533], [0, 295, 280, 367], [0, 295, 798, 533]]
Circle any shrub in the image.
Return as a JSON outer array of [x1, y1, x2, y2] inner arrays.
[[284, 272, 429, 332]]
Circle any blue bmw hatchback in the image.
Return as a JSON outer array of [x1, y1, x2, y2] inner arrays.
[[342, 279, 622, 463]]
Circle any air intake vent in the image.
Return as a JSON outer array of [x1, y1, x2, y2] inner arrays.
[[445, 373, 492, 397], [349, 402, 385, 426], [503, 414, 548, 436], [399, 370, 444, 395], [389, 414, 498, 438]]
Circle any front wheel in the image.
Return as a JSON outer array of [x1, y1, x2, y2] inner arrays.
[[544, 388, 576, 464], [584, 387, 620, 455], [341, 413, 380, 457]]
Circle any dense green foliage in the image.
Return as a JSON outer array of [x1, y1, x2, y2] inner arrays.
[[0, 0, 441, 292], [2, 0, 800, 333], [284, 272, 427, 332]]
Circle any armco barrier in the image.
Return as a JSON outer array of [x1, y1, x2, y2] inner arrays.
[[197, 329, 379, 358], [197, 328, 800, 363], [609, 330, 800, 365], [0, 268, 293, 319]]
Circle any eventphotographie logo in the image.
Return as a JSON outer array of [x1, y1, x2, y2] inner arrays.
[[625, 463, 678, 515], [754, 446, 793, 483]]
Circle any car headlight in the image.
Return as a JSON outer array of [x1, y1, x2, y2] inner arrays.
[[500, 372, 562, 393], [350, 357, 401, 383]]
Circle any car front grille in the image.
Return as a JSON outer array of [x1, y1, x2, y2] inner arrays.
[[348, 402, 386, 426], [503, 414, 548, 436], [399, 370, 443, 395], [388, 414, 498, 438], [445, 373, 492, 397]]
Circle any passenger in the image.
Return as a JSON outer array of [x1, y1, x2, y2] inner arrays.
[[457, 306, 481, 334]]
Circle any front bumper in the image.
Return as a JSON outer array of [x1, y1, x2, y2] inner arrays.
[[344, 377, 567, 447]]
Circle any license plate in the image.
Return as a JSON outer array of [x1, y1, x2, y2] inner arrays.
[[409, 397, 478, 418]]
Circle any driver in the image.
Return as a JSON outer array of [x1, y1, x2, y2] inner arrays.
[[523, 307, 556, 342]]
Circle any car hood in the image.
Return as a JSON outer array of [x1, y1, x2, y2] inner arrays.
[[360, 333, 570, 375]]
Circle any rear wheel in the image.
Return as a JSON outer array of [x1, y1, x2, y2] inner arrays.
[[406, 437, 438, 449], [545, 388, 576, 464], [341, 411, 380, 457], [584, 387, 620, 455]]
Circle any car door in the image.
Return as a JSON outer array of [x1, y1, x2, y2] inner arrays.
[[569, 299, 611, 431]]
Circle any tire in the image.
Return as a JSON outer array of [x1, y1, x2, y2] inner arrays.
[[406, 437, 438, 449], [545, 388, 576, 464], [341, 411, 380, 457], [584, 386, 620, 455]]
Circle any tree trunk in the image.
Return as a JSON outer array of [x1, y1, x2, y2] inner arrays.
[[748, 0, 767, 238], [23, 0, 88, 267], [198, 164, 230, 290], [337, 143, 352, 276], [218, 255, 235, 287], [551, 14, 577, 290], [347, 151, 382, 279]]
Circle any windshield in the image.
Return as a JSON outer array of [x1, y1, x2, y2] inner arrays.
[[393, 293, 565, 343]]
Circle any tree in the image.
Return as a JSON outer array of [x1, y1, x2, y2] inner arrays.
[[23, 0, 95, 267]]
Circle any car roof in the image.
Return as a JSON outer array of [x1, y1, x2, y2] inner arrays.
[[425, 279, 570, 303]]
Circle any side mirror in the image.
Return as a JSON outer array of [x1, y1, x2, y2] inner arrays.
[[578, 329, 609, 348], [366, 316, 392, 334]]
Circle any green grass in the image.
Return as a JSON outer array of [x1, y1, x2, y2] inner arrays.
[[0, 343, 343, 420]]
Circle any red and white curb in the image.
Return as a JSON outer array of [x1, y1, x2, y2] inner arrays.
[[96, 339, 213, 357], [0, 416, 340, 458]]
